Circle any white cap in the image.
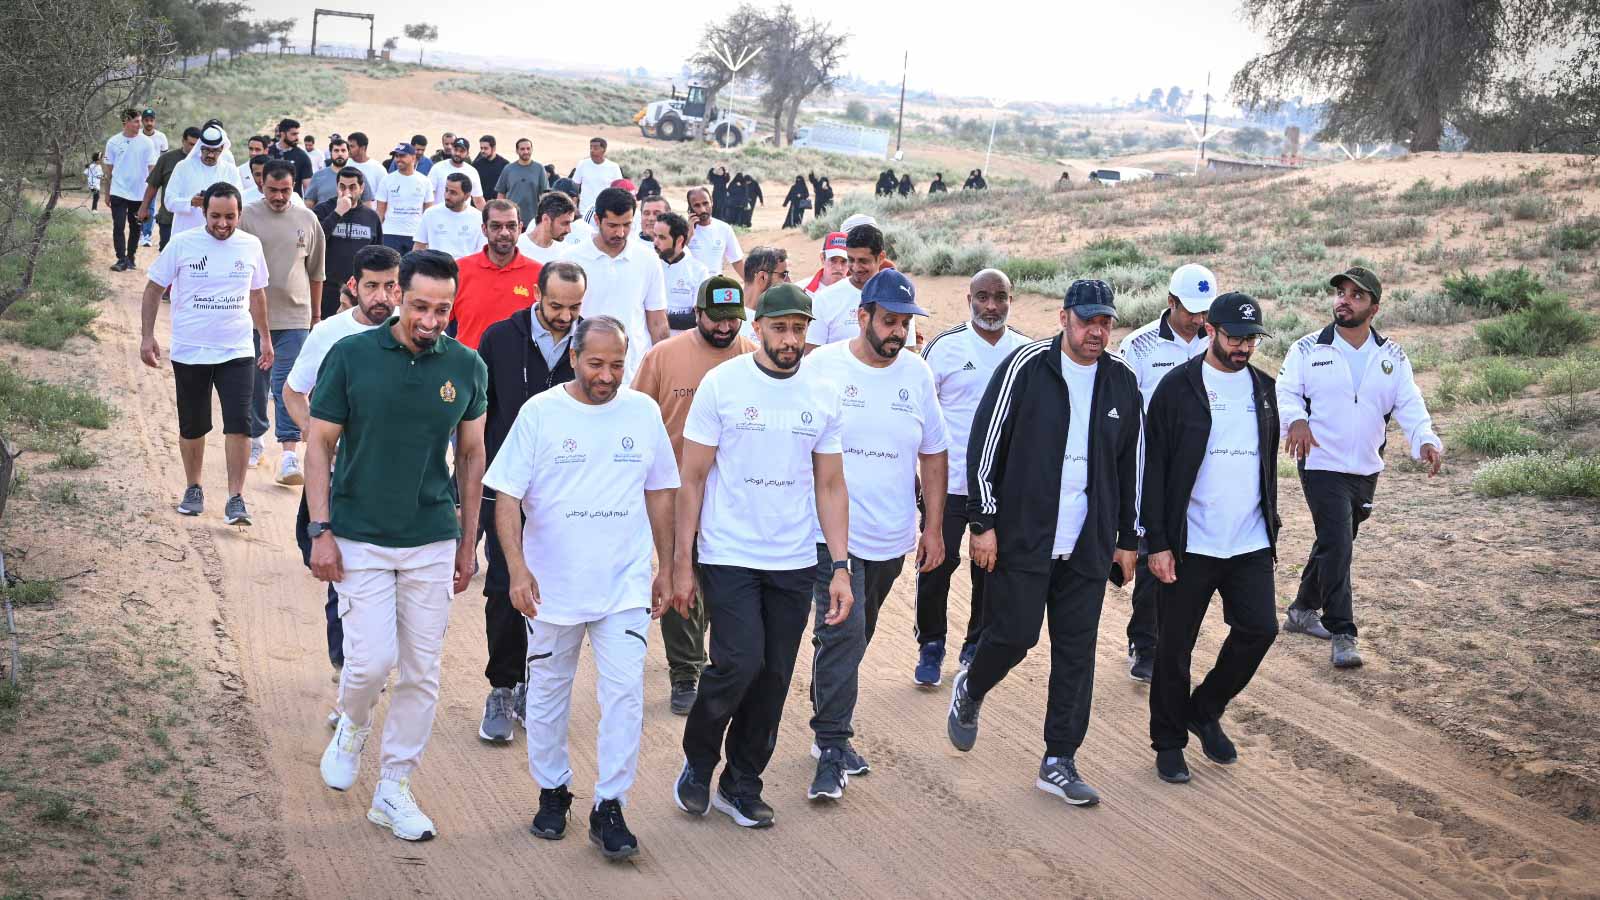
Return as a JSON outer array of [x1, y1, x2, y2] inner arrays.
[[839, 213, 878, 234], [1168, 263, 1218, 313]]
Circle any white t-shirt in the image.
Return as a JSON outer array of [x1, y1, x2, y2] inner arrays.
[[808, 277, 916, 347], [375, 170, 433, 237], [1186, 364, 1270, 558], [415, 204, 486, 258], [286, 308, 379, 395], [145, 227, 269, 365], [84, 164, 103, 191], [103, 132, 156, 202], [573, 157, 623, 213], [482, 386, 680, 625], [683, 354, 844, 570], [1052, 354, 1098, 556], [685, 217, 744, 274], [428, 160, 484, 205], [516, 235, 566, 265], [559, 237, 667, 381], [806, 342, 948, 560], [563, 217, 596, 246], [923, 323, 1032, 495], [663, 253, 711, 334], [165, 157, 244, 235], [350, 159, 389, 198], [144, 129, 169, 154], [1335, 331, 1375, 393]]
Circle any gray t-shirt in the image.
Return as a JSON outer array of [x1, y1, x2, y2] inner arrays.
[[304, 164, 376, 206], [496, 160, 549, 226]]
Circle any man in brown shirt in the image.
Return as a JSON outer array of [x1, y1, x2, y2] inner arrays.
[[241, 158, 326, 485], [631, 274, 755, 714]]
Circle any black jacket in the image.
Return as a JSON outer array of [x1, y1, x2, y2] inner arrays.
[[478, 308, 577, 469], [966, 335, 1142, 578], [1140, 354, 1281, 562]]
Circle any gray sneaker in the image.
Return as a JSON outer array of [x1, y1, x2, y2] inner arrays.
[[176, 484, 204, 516], [479, 687, 515, 742], [1331, 634, 1364, 668], [947, 668, 982, 752], [810, 740, 869, 775], [223, 494, 250, 526], [807, 747, 848, 801], [1285, 606, 1332, 640], [1037, 756, 1100, 806], [510, 682, 527, 728]]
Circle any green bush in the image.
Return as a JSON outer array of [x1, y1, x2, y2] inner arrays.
[[1442, 267, 1544, 312], [1508, 194, 1553, 221], [1366, 217, 1426, 242], [1542, 354, 1600, 395], [1548, 217, 1600, 252], [1460, 358, 1538, 402], [1165, 229, 1224, 255], [1476, 295, 1597, 357], [1073, 238, 1145, 270], [1472, 453, 1600, 498], [1382, 292, 1472, 326], [999, 257, 1063, 284], [0, 208, 104, 349], [1454, 417, 1540, 456]]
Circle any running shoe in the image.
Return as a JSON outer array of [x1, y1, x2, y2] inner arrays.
[[510, 681, 527, 727], [368, 778, 436, 841], [810, 740, 869, 776], [223, 494, 251, 526], [670, 680, 697, 716], [1036, 756, 1100, 806], [277, 451, 304, 486], [1285, 606, 1332, 640], [1156, 749, 1191, 784], [530, 784, 572, 839], [1332, 634, 1364, 668], [589, 799, 639, 860], [673, 760, 710, 816], [958, 642, 977, 670], [176, 484, 203, 516], [915, 639, 945, 686], [248, 438, 264, 469], [711, 789, 774, 828], [320, 714, 369, 791], [1128, 644, 1154, 683], [479, 687, 515, 742], [947, 668, 982, 752], [807, 747, 848, 801]]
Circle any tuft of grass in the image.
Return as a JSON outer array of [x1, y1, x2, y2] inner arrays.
[[1165, 229, 1224, 255], [41, 481, 82, 507], [1, 578, 60, 606], [1542, 354, 1600, 395], [1459, 358, 1538, 403], [1073, 237, 1146, 270], [1547, 216, 1600, 252], [1477, 294, 1597, 357], [1472, 452, 1600, 498], [1366, 216, 1426, 242], [998, 257, 1063, 284], [0, 370, 112, 451], [1454, 417, 1541, 456], [1442, 266, 1544, 312], [1383, 292, 1473, 326], [1508, 193, 1553, 221], [0, 207, 104, 349]]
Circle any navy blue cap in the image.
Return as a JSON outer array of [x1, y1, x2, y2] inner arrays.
[[1064, 279, 1117, 319], [859, 269, 929, 316], [1207, 291, 1270, 337]]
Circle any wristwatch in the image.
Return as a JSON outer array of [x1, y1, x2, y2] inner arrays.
[[968, 522, 991, 535], [306, 521, 333, 539], [831, 559, 849, 573]]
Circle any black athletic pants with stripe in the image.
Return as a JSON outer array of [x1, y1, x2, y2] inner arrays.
[[913, 493, 988, 651], [1293, 468, 1378, 638]]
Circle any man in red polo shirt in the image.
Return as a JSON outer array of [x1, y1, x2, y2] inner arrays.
[[450, 199, 541, 350]]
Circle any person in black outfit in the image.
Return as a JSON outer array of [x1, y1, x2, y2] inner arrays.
[[637, 169, 661, 199], [475, 260, 587, 727], [312, 167, 384, 320], [473, 135, 509, 201], [707, 166, 731, 221], [875, 169, 897, 197], [963, 169, 988, 190], [725, 175, 749, 228], [946, 279, 1140, 809], [807, 172, 834, 216], [929, 173, 947, 193], [781, 176, 809, 229], [269, 117, 315, 194], [1141, 292, 1280, 785], [897, 174, 915, 197], [741, 175, 763, 226]]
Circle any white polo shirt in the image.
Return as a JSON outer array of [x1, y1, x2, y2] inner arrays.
[[559, 236, 667, 381], [145, 227, 269, 364], [921, 321, 1032, 496], [415, 204, 486, 258], [516, 235, 566, 265], [1119, 310, 1210, 410], [686, 217, 744, 274]]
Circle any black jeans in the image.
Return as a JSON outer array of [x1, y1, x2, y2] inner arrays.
[[913, 493, 987, 650], [479, 492, 527, 690], [809, 545, 905, 748], [109, 196, 141, 262], [1293, 468, 1379, 637], [1127, 542, 1159, 654], [681, 562, 812, 799], [965, 559, 1105, 759], [156, 219, 173, 251], [1149, 548, 1278, 752], [295, 489, 343, 668]]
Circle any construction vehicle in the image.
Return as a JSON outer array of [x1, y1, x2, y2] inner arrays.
[[635, 82, 757, 148]]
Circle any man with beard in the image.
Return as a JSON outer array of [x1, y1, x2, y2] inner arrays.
[[270, 118, 315, 194], [1141, 291, 1281, 785], [653, 211, 710, 336], [671, 283, 850, 829], [138, 125, 199, 251], [449, 200, 542, 352], [804, 270, 948, 803], [518, 191, 576, 265], [474, 260, 587, 743], [414, 175, 488, 259], [738, 247, 789, 331], [486, 315, 677, 860], [305, 137, 375, 207], [375, 144, 434, 255], [137, 108, 169, 248], [809, 225, 916, 349], [947, 279, 1141, 809], [559, 188, 668, 381], [309, 250, 488, 843], [914, 269, 1032, 683], [685, 187, 745, 278], [633, 275, 756, 715], [1276, 267, 1442, 668], [313, 168, 384, 320], [474, 135, 508, 201], [139, 183, 272, 525], [241, 159, 326, 485], [496, 138, 550, 226], [1117, 264, 1218, 683], [285, 245, 404, 694], [430, 138, 486, 210]]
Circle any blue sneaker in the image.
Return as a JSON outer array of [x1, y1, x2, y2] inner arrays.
[[914, 639, 945, 686]]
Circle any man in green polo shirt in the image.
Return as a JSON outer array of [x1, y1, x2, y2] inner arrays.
[[304, 249, 488, 843]]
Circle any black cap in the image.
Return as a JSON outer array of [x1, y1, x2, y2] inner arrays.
[[1330, 265, 1382, 302], [551, 177, 580, 196], [452, 137, 470, 150], [1063, 279, 1117, 320], [1207, 291, 1270, 337]]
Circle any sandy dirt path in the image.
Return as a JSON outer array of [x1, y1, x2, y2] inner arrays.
[[104, 74, 1600, 899]]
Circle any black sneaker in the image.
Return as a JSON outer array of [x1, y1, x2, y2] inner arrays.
[[588, 799, 639, 860], [810, 740, 869, 776], [807, 747, 848, 801], [958, 642, 977, 670], [711, 789, 774, 828], [109, 258, 129, 272], [670, 680, 697, 716], [947, 668, 982, 752], [1128, 644, 1154, 683], [1156, 749, 1191, 784], [673, 760, 710, 816], [529, 784, 573, 839], [1187, 717, 1238, 765]]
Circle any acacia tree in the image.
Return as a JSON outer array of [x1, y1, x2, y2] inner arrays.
[[404, 22, 438, 64], [1232, 0, 1580, 151], [755, 4, 847, 146]]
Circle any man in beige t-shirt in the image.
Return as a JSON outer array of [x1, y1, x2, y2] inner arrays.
[[240, 159, 326, 485], [631, 274, 754, 714]]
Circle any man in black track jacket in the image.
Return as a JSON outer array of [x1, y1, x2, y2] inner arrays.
[[1141, 292, 1281, 785], [945, 279, 1141, 808]]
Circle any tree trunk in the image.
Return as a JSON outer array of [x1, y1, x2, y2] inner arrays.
[[1412, 100, 1444, 152], [418, 45, 424, 64], [784, 96, 803, 145], [0, 144, 62, 318], [770, 102, 787, 147]]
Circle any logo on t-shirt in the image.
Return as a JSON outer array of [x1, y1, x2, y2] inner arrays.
[[188, 255, 209, 274], [844, 385, 859, 399], [1381, 359, 1394, 375], [961, 361, 976, 371], [231, 259, 249, 273], [514, 284, 530, 298], [440, 380, 457, 403], [744, 406, 759, 420], [801, 411, 813, 425], [897, 388, 910, 402], [562, 438, 578, 452], [621, 436, 634, 450]]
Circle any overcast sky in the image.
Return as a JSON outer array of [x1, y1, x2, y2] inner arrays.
[[253, 0, 1267, 106]]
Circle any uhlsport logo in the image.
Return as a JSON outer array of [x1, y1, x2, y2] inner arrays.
[[621, 436, 634, 451], [562, 438, 578, 452], [439, 380, 457, 403], [744, 406, 759, 421]]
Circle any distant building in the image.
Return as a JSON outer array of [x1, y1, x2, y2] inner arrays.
[[1204, 155, 1302, 175]]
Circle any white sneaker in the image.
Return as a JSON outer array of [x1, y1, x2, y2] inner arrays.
[[319, 715, 369, 791], [277, 451, 304, 485], [248, 438, 264, 469], [368, 778, 437, 841]]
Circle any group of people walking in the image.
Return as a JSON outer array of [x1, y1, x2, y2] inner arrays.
[[121, 105, 1443, 865]]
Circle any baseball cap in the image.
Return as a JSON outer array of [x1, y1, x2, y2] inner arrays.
[[1168, 263, 1219, 313], [695, 275, 747, 321], [551, 177, 580, 196], [452, 137, 469, 150], [1330, 266, 1382, 301], [754, 283, 814, 320], [1207, 291, 1270, 337], [1063, 279, 1118, 320], [822, 232, 848, 259], [860, 269, 929, 316], [611, 178, 636, 192], [391, 142, 415, 156], [839, 213, 878, 234], [141, 107, 156, 118]]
